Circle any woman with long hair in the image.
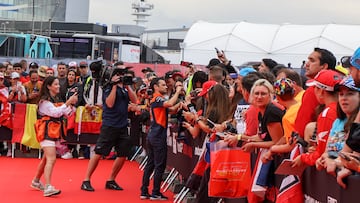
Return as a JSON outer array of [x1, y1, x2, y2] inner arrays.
[[31, 76, 77, 197], [192, 83, 231, 203]]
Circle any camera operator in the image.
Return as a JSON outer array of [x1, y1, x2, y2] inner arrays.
[[81, 64, 137, 192]]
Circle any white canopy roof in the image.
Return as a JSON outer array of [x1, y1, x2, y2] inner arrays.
[[182, 21, 360, 67]]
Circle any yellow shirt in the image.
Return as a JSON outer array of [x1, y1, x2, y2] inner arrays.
[[282, 101, 302, 143]]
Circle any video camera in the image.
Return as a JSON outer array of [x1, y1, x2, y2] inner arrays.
[[100, 66, 134, 87]]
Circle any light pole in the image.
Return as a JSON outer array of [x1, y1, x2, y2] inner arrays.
[[179, 42, 186, 62]]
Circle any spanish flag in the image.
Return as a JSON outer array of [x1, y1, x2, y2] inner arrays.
[[74, 106, 102, 135], [12, 103, 40, 149]]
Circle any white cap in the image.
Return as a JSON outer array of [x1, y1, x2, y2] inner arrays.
[[68, 61, 77, 67], [11, 72, 20, 79]]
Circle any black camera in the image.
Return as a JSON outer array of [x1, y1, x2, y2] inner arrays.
[[290, 131, 308, 147], [225, 122, 237, 133], [146, 88, 153, 96], [120, 75, 134, 85]]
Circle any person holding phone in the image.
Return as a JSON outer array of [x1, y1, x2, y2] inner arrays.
[[24, 70, 42, 104], [31, 76, 78, 197]]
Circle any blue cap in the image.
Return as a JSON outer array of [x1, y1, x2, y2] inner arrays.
[[238, 67, 256, 77], [339, 76, 360, 92], [350, 47, 360, 70], [229, 73, 238, 79]]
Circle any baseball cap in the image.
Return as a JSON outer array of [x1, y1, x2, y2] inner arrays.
[[273, 78, 295, 96], [79, 61, 88, 67], [207, 58, 221, 68], [172, 72, 184, 79], [11, 72, 20, 79], [338, 76, 360, 92], [306, 70, 343, 91], [0, 72, 4, 79], [238, 67, 256, 77], [341, 56, 351, 68], [141, 67, 154, 73], [29, 62, 38, 69], [38, 66, 47, 78], [350, 47, 360, 70], [68, 61, 77, 67], [335, 65, 349, 76], [198, 80, 217, 97], [229, 73, 238, 79]]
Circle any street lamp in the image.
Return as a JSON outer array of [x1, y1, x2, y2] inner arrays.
[[1, 21, 9, 33]]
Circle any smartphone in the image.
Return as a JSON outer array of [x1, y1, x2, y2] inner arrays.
[[71, 86, 78, 92], [216, 132, 226, 139]]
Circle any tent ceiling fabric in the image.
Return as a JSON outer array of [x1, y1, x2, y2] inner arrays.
[[183, 21, 360, 67]]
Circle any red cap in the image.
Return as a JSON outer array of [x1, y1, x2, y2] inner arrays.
[[79, 61, 88, 67], [198, 80, 217, 97], [172, 72, 184, 79], [306, 70, 343, 91]]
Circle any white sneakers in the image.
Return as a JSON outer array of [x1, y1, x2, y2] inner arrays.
[[43, 184, 61, 197], [30, 180, 44, 191], [61, 152, 73, 159]]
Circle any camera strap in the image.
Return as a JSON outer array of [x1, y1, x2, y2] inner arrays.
[[94, 79, 99, 105]]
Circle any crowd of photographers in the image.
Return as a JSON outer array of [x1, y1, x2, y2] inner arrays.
[[0, 45, 360, 201]]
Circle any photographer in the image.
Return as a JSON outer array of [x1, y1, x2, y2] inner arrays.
[[81, 64, 137, 192]]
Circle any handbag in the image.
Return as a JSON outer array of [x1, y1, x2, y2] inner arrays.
[[209, 141, 251, 198]]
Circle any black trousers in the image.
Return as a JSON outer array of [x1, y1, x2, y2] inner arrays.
[[141, 136, 167, 195]]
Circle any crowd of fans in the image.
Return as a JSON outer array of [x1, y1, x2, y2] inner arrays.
[[0, 46, 360, 201]]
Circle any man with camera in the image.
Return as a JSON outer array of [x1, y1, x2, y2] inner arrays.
[[81, 63, 137, 192], [140, 77, 183, 200]]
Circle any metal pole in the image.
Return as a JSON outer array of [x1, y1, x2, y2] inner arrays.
[[32, 0, 35, 34]]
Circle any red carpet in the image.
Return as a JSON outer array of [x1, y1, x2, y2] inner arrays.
[[0, 157, 174, 203]]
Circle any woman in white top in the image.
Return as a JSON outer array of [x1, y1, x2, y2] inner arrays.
[[31, 76, 78, 197]]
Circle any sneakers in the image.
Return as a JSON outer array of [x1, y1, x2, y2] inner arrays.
[[140, 192, 150, 200], [43, 185, 61, 197], [30, 180, 44, 191], [105, 180, 123, 190], [61, 152, 73, 159], [150, 193, 168, 201], [81, 180, 95, 192], [78, 150, 85, 159]]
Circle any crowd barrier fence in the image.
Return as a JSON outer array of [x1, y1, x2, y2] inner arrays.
[[0, 103, 359, 202]]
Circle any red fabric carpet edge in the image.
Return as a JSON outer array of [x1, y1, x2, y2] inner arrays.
[[0, 157, 174, 203]]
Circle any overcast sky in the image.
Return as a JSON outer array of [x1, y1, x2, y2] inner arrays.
[[89, 0, 360, 30]]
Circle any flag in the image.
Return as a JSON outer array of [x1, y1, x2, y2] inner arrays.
[[0, 91, 12, 129], [74, 106, 102, 135], [12, 103, 40, 149], [276, 144, 304, 203]]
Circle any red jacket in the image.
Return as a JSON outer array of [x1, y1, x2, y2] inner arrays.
[[300, 102, 337, 166]]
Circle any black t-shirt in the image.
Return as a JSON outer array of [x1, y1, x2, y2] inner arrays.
[[258, 103, 285, 141], [346, 123, 360, 153]]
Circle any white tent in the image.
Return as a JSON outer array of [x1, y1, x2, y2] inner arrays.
[[182, 21, 360, 67]]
